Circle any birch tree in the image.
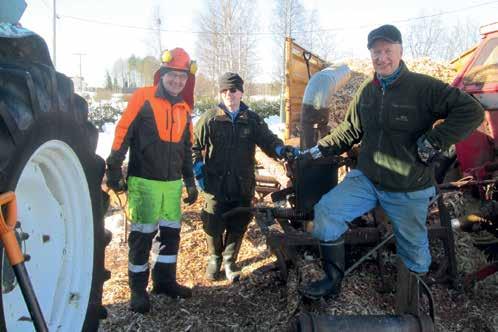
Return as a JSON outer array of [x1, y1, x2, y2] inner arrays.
[[195, 0, 259, 97]]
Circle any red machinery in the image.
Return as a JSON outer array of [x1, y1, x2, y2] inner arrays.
[[453, 22, 498, 179]]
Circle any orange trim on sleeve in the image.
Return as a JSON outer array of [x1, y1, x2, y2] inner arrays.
[[111, 88, 148, 151]]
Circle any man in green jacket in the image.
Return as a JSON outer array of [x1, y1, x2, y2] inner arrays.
[[300, 24, 484, 300], [193, 72, 298, 282]]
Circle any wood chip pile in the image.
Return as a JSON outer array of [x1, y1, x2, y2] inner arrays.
[[100, 58, 498, 332]]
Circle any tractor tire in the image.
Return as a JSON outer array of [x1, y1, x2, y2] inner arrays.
[[0, 58, 109, 331]]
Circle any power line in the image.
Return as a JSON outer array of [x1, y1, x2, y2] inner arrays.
[[58, 0, 498, 35]]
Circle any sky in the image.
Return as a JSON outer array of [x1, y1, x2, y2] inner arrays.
[[19, 0, 498, 87]]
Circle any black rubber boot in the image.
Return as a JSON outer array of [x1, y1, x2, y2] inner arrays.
[[129, 270, 151, 314], [222, 232, 244, 282], [205, 234, 223, 281], [152, 263, 192, 298], [395, 257, 422, 315], [301, 237, 345, 300]]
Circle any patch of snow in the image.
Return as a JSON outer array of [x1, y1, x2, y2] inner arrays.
[[105, 212, 125, 235], [96, 122, 117, 159], [265, 115, 285, 139]]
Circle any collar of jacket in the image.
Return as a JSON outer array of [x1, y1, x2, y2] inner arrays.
[[372, 60, 409, 88], [155, 81, 184, 105], [215, 102, 250, 123]]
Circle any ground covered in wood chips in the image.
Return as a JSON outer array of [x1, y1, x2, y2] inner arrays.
[[100, 197, 498, 332], [99, 59, 497, 331]]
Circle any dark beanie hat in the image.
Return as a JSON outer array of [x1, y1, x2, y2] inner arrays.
[[219, 72, 244, 92], [367, 24, 402, 49]]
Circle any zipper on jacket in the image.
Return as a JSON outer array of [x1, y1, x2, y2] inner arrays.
[[228, 116, 236, 176], [165, 104, 173, 180], [376, 88, 385, 182]]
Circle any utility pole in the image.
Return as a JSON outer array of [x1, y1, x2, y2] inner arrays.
[[53, 0, 56, 67], [73, 53, 86, 92], [156, 17, 162, 56]]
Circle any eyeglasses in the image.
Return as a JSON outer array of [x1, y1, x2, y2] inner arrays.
[[165, 71, 189, 81], [221, 88, 238, 93]]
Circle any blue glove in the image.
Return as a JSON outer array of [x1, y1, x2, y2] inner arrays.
[[301, 145, 323, 160], [275, 145, 301, 160], [193, 161, 205, 191]]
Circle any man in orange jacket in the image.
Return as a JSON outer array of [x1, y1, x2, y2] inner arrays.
[[106, 48, 198, 313]]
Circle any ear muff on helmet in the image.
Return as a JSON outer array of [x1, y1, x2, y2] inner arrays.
[[161, 50, 173, 63], [189, 60, 198, 75], [161, 49, 198, 75]]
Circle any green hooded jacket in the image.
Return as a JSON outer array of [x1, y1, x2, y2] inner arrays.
[[318, 61, 484, 192]]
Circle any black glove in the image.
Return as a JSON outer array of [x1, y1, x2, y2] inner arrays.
[[106, 165, 127, 193], [416, 135, 440, 165], [183, 178, 199, 205]]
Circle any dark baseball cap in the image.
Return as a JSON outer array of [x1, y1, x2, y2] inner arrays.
[[367, 24, 402, 49]]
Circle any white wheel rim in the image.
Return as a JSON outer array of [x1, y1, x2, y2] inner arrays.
[[2, 140, 94, 331]]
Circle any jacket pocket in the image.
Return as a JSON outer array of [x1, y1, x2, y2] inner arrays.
[[205, 169, 222, 196], [389, 103, 418, 132]]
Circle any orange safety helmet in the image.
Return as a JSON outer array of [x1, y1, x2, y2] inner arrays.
[[160, 48, 197, 74], [153, 48, 197, 109]]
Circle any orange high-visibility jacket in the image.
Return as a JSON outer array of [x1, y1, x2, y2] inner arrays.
[[107, 84, 194, 183]]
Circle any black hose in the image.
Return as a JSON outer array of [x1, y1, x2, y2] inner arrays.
[[13, 263, 48, 332]]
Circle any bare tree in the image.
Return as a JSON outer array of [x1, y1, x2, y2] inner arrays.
[[271, 1, 335, 80], [303, 9, 336, 61], [110, 56, 160, 89], [440, 18, 480, 61], [271, 0, 307, 80], [405, 13, 445, 58], [195, 0, 259, 98], [112, 58, 128, 88], [405, 13, 480, 61]]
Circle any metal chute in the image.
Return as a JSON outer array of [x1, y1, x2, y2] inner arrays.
[[300, 65, 351, 149]]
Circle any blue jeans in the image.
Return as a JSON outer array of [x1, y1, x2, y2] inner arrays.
[[313, 169, 435, 273]]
